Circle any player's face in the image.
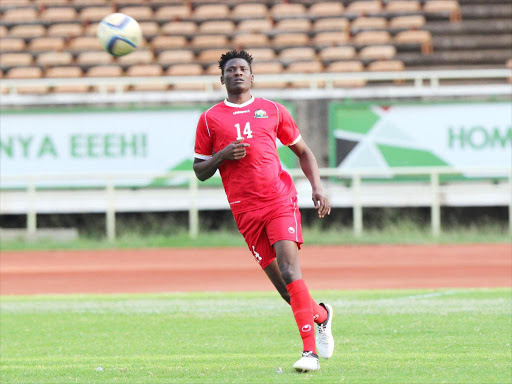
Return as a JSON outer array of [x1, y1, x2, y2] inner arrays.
[[221, 58, 253, 94]]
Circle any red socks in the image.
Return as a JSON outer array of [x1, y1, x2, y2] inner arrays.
[[312, 300, 328, 324], [286, 279, 316, 353]]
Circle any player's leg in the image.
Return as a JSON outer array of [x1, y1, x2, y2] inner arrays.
[[273, 240, 319, 371], [263, 259, 290, 304], [264, 259, 328, 324], [266, 197, 334, 363]]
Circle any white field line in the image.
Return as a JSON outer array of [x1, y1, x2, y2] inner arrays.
[[0, 290, 510, 315]]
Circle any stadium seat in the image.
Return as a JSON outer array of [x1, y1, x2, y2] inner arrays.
[[167, 63, 203, 76], [386, 1, 421, 14], [231, 3, 268, 19], [46, 66, 90, 93], [152, 36, 187, 51], [72, 0, 108, 4], [35, 0, 69, 5], [205, 63, 220, 76], [313, 18, 350, 33], [191, 35, 229, 49], [6, 66, 47, 94], [232, 34, 269, 49], [367, 59, 406, 85], [354, 31, 391, 45], [0, 52, 33, 67], [77, 51, 114, 66], [87, 65, 126, 93], [320, 46, 357, 61], [84, 23, 98, 36], [309, 2, 345, 18], [272, 33, 310, 48], [40, 7, 78, 22], [139, 22, 160, 38], [198, 21, 236, 35], [351, 17, 388, 32], [197, 48, 227, 64], [275, 19, 312, 33], [346, 1, 383, 15], [287, 61, 324, 88], [279, 47, 316, 62], [87, 65, 123, 77], [389, 15, 426, 30], [8, 25, 46, 39], [394, 30, 433, 54], [118, 6, 153, 21], [0, 0, 31, 5], [167, 64, 205, 91], [36, 51, 73, 66], [117, 49, 154, 65], [7, 66, 43, 79], [154, 5, 192, 21], [160, 21, 197, 35], [326, 61, 366, 87], [28, 37, 66, 52], [157, 49, 195, 65], [192, 4, 230, 20], [252, 62, 283, 74], [3, 8, 38, 23], [126, 64, 167, 92], [238, 19, 274, 33], [79, 6, 115, 22], [252, 62, 286, 89], [237, 19, 274, 33], [271, 3, 306, 19], [367, 60, 405, 72], [47, 23, 84, 38], [313, 32, 350, 47], [359, 45, 396, 60], [69, 36, 103, 51], [247, 48, 276, 62], [423, 0, 461, 22], [0, 38, 26, 53]]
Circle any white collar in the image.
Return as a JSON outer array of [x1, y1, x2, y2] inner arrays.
[[224, 96, 255, 108]]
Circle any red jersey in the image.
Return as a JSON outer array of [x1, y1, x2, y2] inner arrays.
[[194, 96, 301, 214]]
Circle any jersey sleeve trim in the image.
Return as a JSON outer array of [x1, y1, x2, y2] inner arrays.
[[194, 153, 213, 160], [285, 134, 302, 147], [203, 110, 211, 137]]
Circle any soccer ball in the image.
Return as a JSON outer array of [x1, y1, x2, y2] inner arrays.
[[97, 13, 142, 57]]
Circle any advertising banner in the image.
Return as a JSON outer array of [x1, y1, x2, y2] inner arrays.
[[1, 105, 297, 188], [330, 102, 511, 175], [0, 108, 203, 187]]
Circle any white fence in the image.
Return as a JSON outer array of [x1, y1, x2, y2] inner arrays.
[[1, 166, 510, 240], [1, 69, 511, 105]]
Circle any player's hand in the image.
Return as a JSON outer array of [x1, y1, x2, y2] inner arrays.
[[312, 190, 331, 218], [220, 138, 250, 160]]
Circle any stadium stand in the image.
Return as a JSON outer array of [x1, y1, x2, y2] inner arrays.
[[0, 0, 510, 94]]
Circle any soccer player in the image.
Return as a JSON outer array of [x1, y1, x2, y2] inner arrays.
[[193, 50, 334, 372]]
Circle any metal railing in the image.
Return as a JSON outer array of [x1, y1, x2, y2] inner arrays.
[[1, 166, 510, 241], [1, 69, 510, 95]]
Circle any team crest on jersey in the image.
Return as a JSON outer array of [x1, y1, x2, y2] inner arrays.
[[254, 109, 268, 119]]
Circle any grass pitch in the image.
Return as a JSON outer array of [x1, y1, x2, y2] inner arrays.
[[1, 289, 510, 384]]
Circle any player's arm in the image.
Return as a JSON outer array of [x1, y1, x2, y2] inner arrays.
[[193, 139, 250, 181], [289, 138, 331, 218]]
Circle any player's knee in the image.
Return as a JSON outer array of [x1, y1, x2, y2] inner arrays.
[[279, 267, 302, 285]]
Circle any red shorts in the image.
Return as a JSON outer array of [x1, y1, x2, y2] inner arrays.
[[233, 195, 304, 270]]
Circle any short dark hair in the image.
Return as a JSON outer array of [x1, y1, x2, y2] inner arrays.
[[218, 50, 253, 74]]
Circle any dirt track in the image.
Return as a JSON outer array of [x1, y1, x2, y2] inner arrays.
[[1, 244, 510, 295]]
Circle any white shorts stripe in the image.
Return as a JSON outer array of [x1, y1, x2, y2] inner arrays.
[[292, 197, 298, 242]]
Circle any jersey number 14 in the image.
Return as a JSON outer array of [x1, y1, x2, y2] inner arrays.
[[235, 122, 253, 140]]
